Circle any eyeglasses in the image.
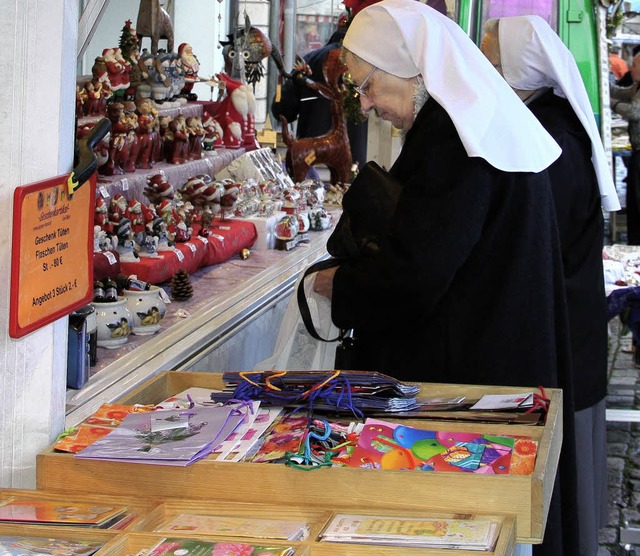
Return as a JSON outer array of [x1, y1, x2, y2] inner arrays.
[[353, 66, 377, 97]]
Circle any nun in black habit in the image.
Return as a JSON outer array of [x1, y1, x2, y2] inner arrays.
[[311, 1, 579, 554]]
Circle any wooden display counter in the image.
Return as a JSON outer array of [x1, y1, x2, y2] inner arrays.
[[0, 488, 516, 555], [66, 224, 335, 428], [38, 371, 562, 546]]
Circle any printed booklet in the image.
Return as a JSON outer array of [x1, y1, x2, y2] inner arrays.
[[319, 514, 501, 550]]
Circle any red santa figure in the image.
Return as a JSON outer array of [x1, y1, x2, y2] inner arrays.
[[216, 72, 259, 151], [158, 198, 179, 235], [102, 48, 125, 94], [186, 116, 205, 160], [114, 48, 132, 94], [201, 111, 220, 150], [144, 171, 174, 205], [125, 199, 146, 235], [178, 43, 201, 100], [109, 193, 128, 227], [222, 114, 242, 150], [94, 196, 110, 231]]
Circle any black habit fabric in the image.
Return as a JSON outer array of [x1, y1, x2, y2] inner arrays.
[[526, 90, 608, 412], [330, 98, 580, 555]]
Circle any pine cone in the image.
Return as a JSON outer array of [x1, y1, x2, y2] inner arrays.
[[170, 268, 193, 301]]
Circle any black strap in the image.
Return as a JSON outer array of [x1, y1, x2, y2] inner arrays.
[[297, 257, 344, 342]]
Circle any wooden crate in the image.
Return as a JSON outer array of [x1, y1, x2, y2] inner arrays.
[[0, 488, 156, 532], [0, 522, 117, 550], [96, 511, 516, 555], [37, 371, 562, 545]]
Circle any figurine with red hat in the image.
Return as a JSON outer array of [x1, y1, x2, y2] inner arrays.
[[144, 171, 174, 205], [178, 42, 201, 100], [215, 72, 259, 150]]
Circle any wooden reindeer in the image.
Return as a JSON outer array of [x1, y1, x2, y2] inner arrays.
[[136, 0, 174, 55], [280, 49, 352, 185]]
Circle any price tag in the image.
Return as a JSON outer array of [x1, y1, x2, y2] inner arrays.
[[304, 150, 317, 166], [158, 288, 171, 303], [103, 251, 118, 265], [196, 236, 209, 244], [174, 248, 184, 262], [99, 186, 110, 198], [186, 242, 197, 253]]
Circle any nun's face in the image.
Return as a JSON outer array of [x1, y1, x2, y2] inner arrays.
[[345, 52, 418, 131], [480, 31, 502, 75]]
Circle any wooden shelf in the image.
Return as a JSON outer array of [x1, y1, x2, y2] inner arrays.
[[0, 489, 517, 555]]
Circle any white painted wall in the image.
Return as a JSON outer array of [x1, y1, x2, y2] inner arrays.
[[0, 0, 77, 488]]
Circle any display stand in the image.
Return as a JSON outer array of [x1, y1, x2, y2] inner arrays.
[[39, 371, 562, 546], [0, 488, 517, 554], [66, 224, 336, 427]]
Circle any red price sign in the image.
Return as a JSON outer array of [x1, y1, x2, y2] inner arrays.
[[10, 174, 96, 338]]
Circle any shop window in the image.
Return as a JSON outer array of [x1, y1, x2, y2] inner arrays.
[[480, 0, 558, 31]]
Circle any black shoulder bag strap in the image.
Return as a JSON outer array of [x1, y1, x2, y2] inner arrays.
[[296, 257, 344, 342]]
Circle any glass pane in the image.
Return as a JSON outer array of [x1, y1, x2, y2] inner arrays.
[[481, 0, 558, 31], [296, 0, 344, 56]]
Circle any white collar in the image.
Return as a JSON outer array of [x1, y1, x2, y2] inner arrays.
[[499, 15, 620, 211]]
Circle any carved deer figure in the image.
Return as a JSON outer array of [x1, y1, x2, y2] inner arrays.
[[280, 49, 353, 185], [136, 0, 174, 55]]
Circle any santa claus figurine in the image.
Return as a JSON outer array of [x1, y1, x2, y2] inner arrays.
[[94, 197, 110, 231], [144, 171, 175, 205], [215, 72, 259, 151], [178, 43, 201, 100], [202, 111, 224, 150]]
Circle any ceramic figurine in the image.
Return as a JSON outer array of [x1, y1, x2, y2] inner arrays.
[[159, 115, 174, 162], [178, 43, 201, 100], [151, 50, 172, 103], [186, 116, 205, 160], [119, 20, 141, 100], [102, 102, 130, 176], [135, 98, 155, 169], [309, 207, 333, 230], [103, 48, 126, 97], [279, 49, 352, 184], [122, 100, 140, 173], [108, 193, 128, 228], [76, 85, 88, 117], [136, 48, 154, 100], [144, 171, 174, 205], [151, 217, 174, 251], [86, 57, 113, 115], [115, 218, 140, 262], [115, 48, 132, 97], [125, 199, 146, 237], [201, 111, 220, 151], [169, 115, 189, 164], [136, 0, 174, 55], [138, 233, 160, 258], [94, 196, 110, 230]]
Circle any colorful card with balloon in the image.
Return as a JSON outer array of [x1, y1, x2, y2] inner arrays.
[[347, 418, 537, 475]]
